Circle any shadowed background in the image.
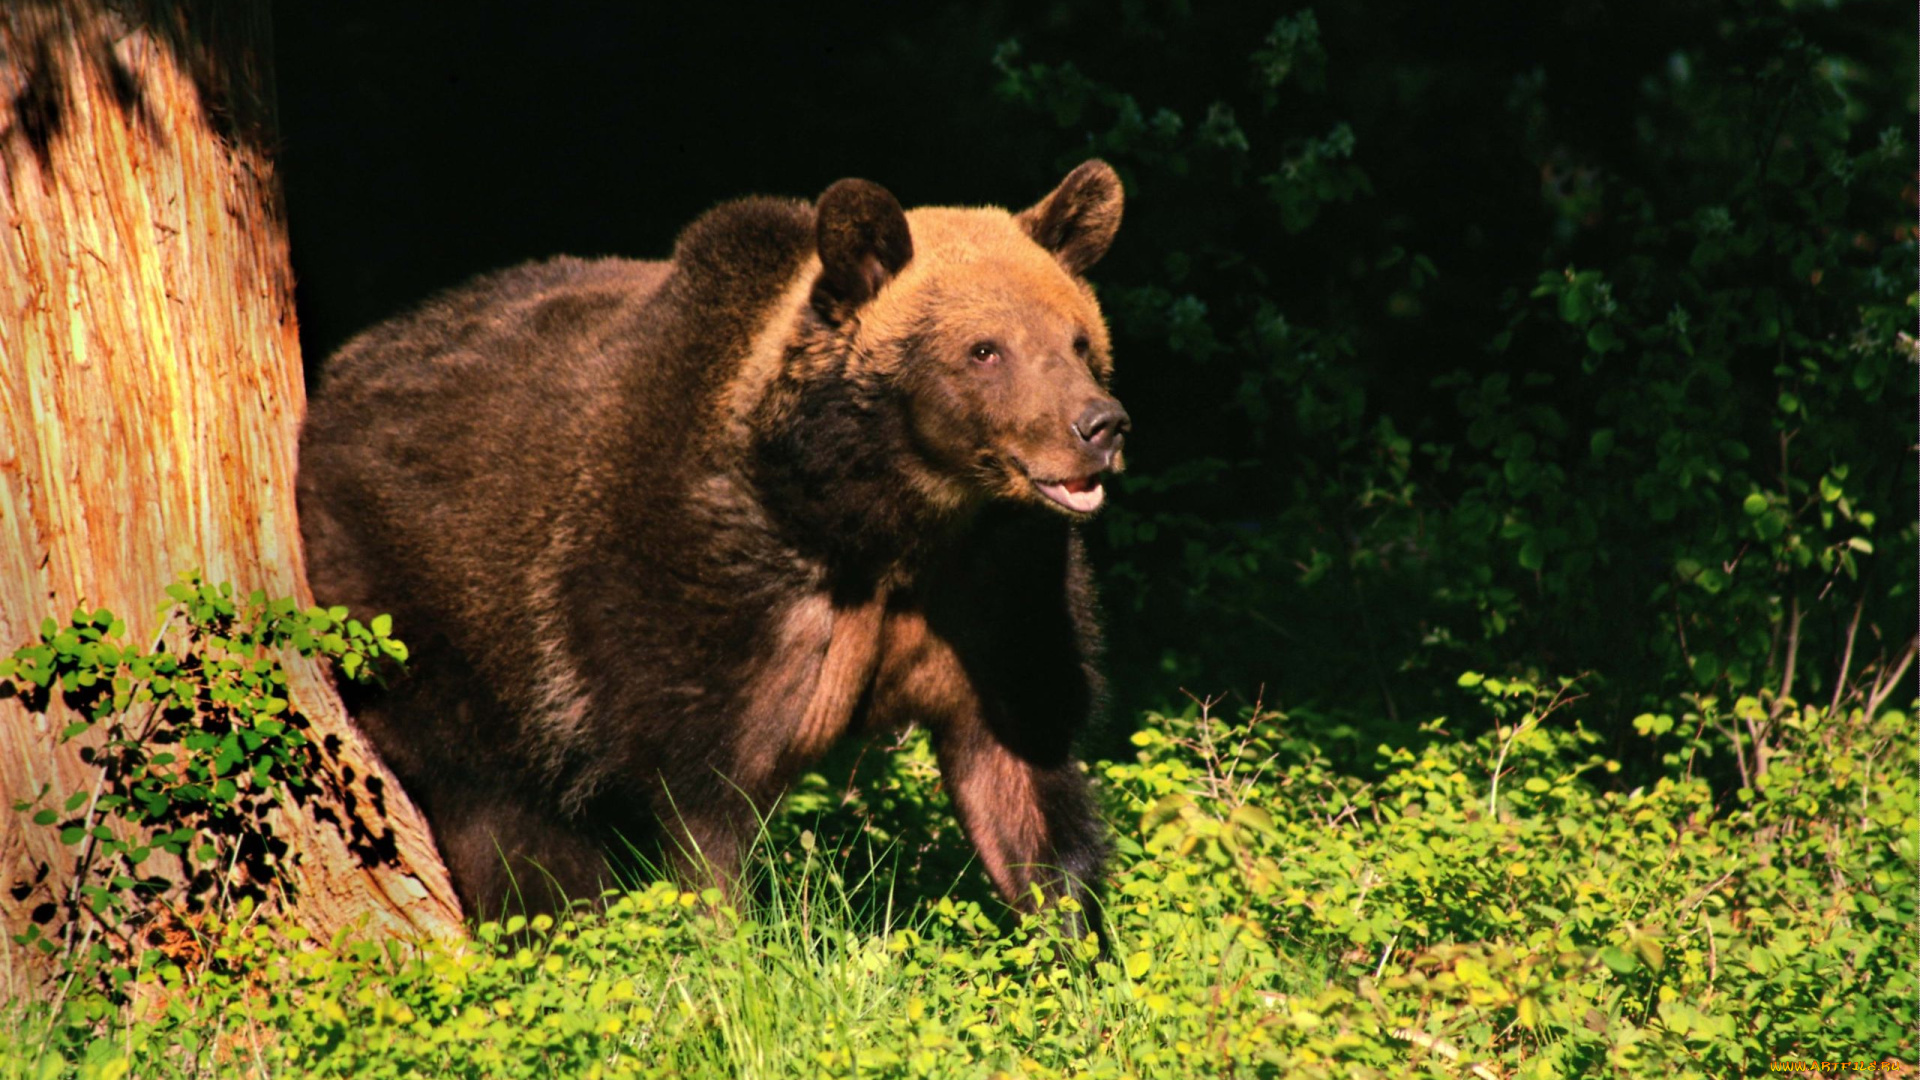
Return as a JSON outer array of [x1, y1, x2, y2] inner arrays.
[[274, 1, 1916, 769]]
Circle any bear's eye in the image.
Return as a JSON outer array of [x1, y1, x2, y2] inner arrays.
[[969, 342, 1001, 365], [1072, 335, 1091, 357]]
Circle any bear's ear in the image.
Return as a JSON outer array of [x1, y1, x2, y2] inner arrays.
[[1016, 160, 1124, 275], [812, 178, 914, 321]]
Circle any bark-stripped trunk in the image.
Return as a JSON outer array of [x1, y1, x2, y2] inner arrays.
[[0, 1, 462, 973]]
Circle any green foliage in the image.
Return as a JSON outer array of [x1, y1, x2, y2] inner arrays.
[[1109, 683, 1916, 1075], [6, 675, 1910, 1077], [0, 573, 406, 997], [992, 2, 1916, 757]]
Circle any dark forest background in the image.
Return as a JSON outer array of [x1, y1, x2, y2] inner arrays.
[[274, 1, 1917, 773]]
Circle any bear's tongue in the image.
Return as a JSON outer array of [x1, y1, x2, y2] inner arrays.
[[1036, 476, 1105, 513]]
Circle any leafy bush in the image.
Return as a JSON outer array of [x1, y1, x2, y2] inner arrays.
[[1105, 681, 1916, 1075], [6, 667, 1909, 1078], [1, 574, 406, 999]]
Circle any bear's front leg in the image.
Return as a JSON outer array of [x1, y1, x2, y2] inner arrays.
[[874, 573, 1111, 942], [930, 707, 1109, 939]]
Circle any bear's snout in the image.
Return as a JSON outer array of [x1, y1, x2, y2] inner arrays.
[[1072, 399, 1130, 469]]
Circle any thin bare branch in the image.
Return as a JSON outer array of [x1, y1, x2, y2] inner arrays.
[[1746, 596, 1802, 782], [1710, 717, 1751, 792], [1772, 595, 1802, 718], [1829, 592, 1865, 716], [1865, 635, 1918, 720]]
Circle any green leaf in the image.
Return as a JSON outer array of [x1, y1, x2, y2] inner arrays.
[[1125, 950, 1153, 979], [1633, 713, 1673, 736], [1599, 946, 1637, 974], [1229, 805, 1277, 835], [1141, 794, 1191, 831], [1632, 934, 1666, 972], [1690, 651, 1721, 684], [1518, 537, 1545, 571], [1588, 428, 1615, 461], [1558, 286, 1590, 324], [371, 613, 393, 638]]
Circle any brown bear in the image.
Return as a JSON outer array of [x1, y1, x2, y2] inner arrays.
[[297, 162, 1129, 934]]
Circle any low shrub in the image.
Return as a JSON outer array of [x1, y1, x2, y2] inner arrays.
[[6, 666, 1909, 1078]]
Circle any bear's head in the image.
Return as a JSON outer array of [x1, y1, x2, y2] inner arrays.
[[808, 161, 1129, 520]]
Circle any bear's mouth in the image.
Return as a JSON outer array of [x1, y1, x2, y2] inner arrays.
[[1031, 474, 1106, 515]]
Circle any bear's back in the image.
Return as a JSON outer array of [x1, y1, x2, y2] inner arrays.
[[297, 256, 675, 653], [308, 255, 670, 424], [298, 198, 819, 696]]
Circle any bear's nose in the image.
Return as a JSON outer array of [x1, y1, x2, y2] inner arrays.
[[1072, 400, 1131, 461]]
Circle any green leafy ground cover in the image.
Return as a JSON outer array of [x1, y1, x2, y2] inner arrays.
[[5, 665, 1911, 1078]]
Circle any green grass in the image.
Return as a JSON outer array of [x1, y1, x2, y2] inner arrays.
[[4, 679, 1915, 1079]]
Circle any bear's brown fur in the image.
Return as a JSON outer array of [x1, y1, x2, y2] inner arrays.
[[297, 162, 1130, 932]]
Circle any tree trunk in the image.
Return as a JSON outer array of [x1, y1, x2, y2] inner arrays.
[[0, 0, 463, 972]]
